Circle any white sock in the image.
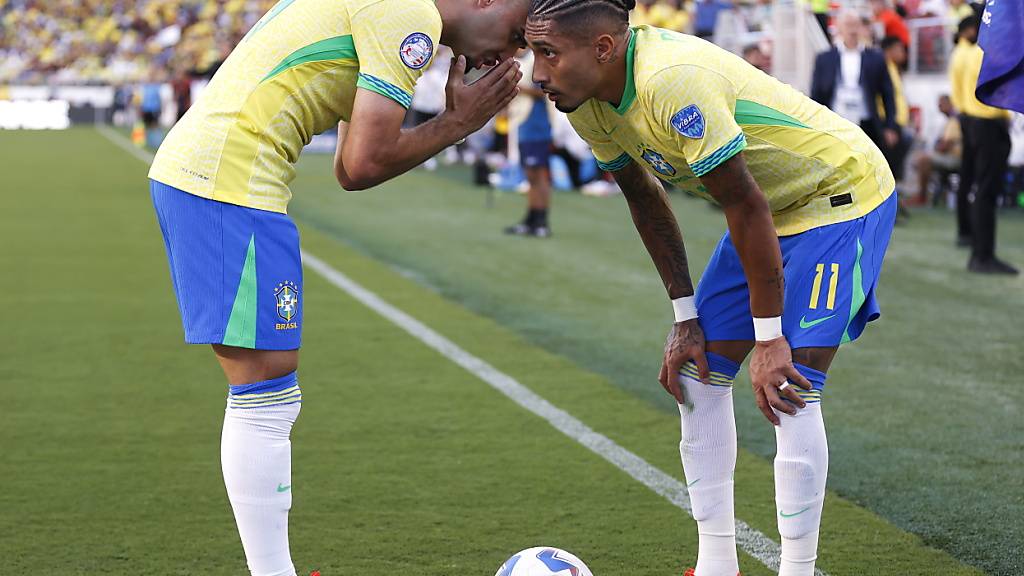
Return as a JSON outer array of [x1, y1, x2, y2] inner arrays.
[[678, 354, 740, 576], [774, 379, 828, 576], [222, 372, 303, 576]]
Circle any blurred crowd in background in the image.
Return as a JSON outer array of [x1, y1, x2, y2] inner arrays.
[[0, 0, 267, 84], [2, 0, 1021, 258]]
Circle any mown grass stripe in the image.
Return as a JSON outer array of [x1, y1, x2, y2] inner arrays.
[[300, 250, 819, 576]]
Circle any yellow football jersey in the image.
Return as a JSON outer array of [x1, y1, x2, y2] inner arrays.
[[149, 0, 442, 213], [568, 26, 895, 236]]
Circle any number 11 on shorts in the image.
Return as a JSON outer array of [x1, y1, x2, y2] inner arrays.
[[809, 263, 840, 310]]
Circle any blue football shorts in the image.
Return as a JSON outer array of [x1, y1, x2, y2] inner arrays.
[[150, 180, 302, 351], [519, 140, 552, 169], [696, 192, 897, 349]]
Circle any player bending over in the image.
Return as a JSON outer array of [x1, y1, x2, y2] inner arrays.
[[525, 1, 896, 575], [148, 0, 528, 574]]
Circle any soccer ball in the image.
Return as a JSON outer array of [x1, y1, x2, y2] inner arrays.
[[494, 547, 594, 576]]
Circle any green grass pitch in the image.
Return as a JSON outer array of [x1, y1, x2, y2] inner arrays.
[[0, 127, 1020, 575]]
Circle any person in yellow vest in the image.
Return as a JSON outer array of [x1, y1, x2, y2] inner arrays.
[[879, 35, 912, 219], [948, 15, 1017, 274]]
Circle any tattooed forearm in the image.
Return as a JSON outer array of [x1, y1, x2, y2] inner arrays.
[[613, 162, 694, 298]]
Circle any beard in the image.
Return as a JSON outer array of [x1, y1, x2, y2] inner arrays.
[[554, 98, 581, 113]]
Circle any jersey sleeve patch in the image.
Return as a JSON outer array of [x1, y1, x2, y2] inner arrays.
[[399, 33, 434, 70], [671, 104, 705, 139]]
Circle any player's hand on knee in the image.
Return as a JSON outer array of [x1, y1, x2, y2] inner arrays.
[[659, 319, 710, 403], [443, 55, 522, 137], [749, 336, 812, 424]]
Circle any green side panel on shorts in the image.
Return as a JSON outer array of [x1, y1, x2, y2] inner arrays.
[[223, 235, 258, 348], [840, 238, 865, 344]]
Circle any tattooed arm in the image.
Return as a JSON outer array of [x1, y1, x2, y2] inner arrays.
[[612, 160, 710, 403], [699, 153, 812, 425], [615, 160, 695, 298]]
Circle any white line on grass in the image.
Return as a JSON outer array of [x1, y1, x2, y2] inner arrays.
[[95, 123, 156, 165], [97, 125, 823, 576]]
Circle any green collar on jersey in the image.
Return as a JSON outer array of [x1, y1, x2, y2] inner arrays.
[[611, 27, 638, 116]]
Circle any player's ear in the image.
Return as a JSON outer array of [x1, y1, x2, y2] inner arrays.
[[594, 34, 616, 64]]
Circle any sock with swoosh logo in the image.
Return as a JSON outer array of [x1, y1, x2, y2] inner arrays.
[[222, 371, 302, 576], [774, 364, 827, 576], [678, 352, 740, 576]]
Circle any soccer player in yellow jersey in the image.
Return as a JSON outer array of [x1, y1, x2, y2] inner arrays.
[[525, 1, 896, 575], [148, 1, 528, 574]]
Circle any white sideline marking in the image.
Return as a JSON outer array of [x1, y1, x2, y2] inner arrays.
[[97, 125, 824, 575], [95, 123, 156, 165]]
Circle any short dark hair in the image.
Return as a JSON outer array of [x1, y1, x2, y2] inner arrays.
[[880, 35, 906, 51], [958, 15, 979, 36], [528, 0, 636, 35]]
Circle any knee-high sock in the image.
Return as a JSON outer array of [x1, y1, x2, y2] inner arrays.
[[678, 353, 740, 576], [774, 363, 828, 576], [221, 372, 302, 576]]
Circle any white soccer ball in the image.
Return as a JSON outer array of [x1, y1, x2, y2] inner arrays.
[[494, 547, 594, 576]]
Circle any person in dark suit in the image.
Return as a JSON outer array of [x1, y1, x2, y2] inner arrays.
[[811, 11, 900, 153]]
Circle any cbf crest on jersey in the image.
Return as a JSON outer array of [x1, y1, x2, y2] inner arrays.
[[642, 148, 677, 177], [400, 33, 433, 69], [275, 281, 300, 324], [671, 104, 705, 139]]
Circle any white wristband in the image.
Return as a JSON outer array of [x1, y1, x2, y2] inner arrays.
[[672, 296, 698, 323], [753, 316, 783, 341]]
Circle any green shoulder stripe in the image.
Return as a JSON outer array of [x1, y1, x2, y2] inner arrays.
[[734, 99, 810, 129], [263, 35, 357, 83]]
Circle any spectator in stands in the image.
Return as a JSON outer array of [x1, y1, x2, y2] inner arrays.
[[742, 42, 771, 73], [946, 0, 975, 34], [879, 35, 913, 216], [694, 0, 733, 40], [1009, 113, 1024, 209], [506, 51, 554, 238], [949, 17, 976, 245], [170, 62, 193, 122], [949, 15, 1017, 274], [914, 94, 962, 205], [745, 0, 775, 33], [811, 11, 900, 154], [871, 0, 911, 47], [0, 0, 278, 84]]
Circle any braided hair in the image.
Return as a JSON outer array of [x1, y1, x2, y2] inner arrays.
[[528, 0, 635, 35]]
